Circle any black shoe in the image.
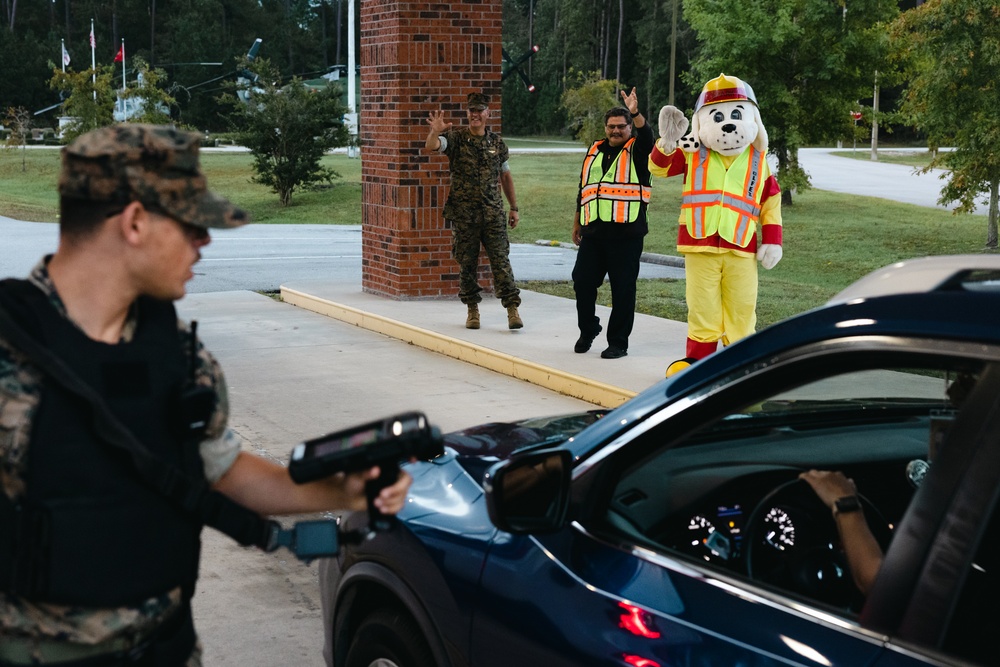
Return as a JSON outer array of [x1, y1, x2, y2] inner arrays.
[[574, 325, 602, 353], [601, 345, 627, 359]]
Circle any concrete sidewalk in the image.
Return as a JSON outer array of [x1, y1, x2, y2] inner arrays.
[[280, 280, 689, 407]]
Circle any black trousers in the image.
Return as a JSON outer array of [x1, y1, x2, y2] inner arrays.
[[572, 234, 644, 350]]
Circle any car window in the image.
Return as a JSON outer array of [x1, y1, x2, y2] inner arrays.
[[602, 356, 985, 615]]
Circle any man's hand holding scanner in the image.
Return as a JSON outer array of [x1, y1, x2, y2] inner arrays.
[[313, 465, 412, 515]]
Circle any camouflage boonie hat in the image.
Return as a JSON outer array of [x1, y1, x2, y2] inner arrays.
[[59, 124, 248, 229], [467, 92, 489, 110]]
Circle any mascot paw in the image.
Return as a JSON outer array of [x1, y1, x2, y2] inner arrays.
[[757, 244, 783, 270], [658, 106, 689, 146]]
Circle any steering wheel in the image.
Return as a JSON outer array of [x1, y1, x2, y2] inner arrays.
[[744, 478, 891, 611]]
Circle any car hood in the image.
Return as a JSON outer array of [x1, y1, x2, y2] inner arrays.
[[442, 409, 608, 482]]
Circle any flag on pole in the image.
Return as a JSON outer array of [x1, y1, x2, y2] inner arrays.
[[113, 44, 124, 63], [90, 19, 97, 101], [62, 42, 71, 67]]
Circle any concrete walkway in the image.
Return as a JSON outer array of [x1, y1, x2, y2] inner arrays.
[[280, 280, 688, 408]]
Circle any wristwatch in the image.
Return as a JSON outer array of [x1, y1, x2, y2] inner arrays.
[[834, 495, 862, 515]]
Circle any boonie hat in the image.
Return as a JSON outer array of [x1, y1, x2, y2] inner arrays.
[[694, 74, 758, 113], [59, 124, 248, 229], [467, 92, 489, 110]]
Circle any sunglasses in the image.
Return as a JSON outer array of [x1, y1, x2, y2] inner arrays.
[[606, 123, 631, 130]]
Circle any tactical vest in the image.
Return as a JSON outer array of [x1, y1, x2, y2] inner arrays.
[[0, 279, 204, 607], [579, 137, 652, 225], [680, 145, 766, 248]]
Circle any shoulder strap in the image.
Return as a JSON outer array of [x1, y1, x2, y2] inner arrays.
[[0, 300, 279, 551]]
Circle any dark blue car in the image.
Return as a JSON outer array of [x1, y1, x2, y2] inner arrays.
[[321, 256, 1000, 667]]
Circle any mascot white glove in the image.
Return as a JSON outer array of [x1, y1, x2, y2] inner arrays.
[[756, 244, 783, 270], [656, 105, 689, 153]]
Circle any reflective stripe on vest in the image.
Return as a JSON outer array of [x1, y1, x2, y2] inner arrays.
[[579, 138, 652, 225], [680, 145, 765, 247]]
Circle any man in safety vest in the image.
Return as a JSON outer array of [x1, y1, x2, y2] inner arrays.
[[571, 87, 654, 359], [649, 74, 783, 376]]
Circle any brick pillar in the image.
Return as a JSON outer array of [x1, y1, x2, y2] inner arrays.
[[360, 0, 502, 298]]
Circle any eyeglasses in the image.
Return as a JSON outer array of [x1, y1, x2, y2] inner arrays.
[[606, 123, 631, 130]]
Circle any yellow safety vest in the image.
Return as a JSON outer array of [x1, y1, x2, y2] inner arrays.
[[680, 145, 765, 247], [579, 138, 652, 225]]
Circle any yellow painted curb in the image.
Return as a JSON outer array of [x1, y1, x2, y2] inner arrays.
[[281, 287, 636, 409]]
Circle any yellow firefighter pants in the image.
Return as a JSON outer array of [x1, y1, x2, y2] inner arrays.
[[685, 251, 758, 347]]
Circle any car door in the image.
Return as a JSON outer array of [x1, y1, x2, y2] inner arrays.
[[473, 339, 1000, 667]]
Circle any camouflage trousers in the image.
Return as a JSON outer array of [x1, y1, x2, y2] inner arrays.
[[450, 210, 521, 308]]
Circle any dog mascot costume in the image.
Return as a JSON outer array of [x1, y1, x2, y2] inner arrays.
[[649, 74, 783, 376]]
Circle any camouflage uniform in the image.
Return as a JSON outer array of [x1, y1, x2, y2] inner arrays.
[[0, 124, 246, 666], [440, 127, 521, 308]]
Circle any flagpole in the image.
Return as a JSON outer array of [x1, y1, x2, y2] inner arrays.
[[90, 19, 96, 102], [120, 40, 126, 120], [61, 39, 66, 72]]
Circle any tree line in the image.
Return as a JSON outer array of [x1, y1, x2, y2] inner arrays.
[[1, 0, 910, 136], [2, 0, 997, 243], [0, 0, 357, 130]]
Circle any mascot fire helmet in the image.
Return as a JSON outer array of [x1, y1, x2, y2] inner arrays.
[[694, 74, 758, 113]]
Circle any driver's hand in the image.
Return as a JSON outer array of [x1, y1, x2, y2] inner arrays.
[[799, 470, 857, 510]]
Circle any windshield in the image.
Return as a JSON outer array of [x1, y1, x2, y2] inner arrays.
[[712, 368, 969, 430]]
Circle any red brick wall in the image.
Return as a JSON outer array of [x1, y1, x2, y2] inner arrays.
[[360, 0, 503, 298]]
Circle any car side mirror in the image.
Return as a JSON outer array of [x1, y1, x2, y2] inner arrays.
[[484, 449, 572, 534]]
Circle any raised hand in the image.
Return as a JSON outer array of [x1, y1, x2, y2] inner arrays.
[[620, 87, 639, 115], [426, 110, 452, 135]]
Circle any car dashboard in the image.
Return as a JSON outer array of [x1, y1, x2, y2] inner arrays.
[[605, 409, 938, 607]]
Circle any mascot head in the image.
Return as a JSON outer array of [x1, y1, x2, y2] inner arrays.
[[687, 74, 768, 156]]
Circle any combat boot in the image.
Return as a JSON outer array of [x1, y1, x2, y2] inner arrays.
[[507, 306, 523, 330], [466, 304, 480, 329]]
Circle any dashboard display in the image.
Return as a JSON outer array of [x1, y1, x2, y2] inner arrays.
[[685, 504, 744, 562]]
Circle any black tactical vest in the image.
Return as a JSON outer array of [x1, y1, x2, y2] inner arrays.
[[0, 279, 204, 607]]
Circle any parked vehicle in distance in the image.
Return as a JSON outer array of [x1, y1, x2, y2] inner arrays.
[[321, 256, 1000, 667]]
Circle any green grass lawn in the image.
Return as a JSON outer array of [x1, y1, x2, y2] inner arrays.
[[504, 136, 582, 149], [0, 148, 363, 224], [2, 145, 992, 329]]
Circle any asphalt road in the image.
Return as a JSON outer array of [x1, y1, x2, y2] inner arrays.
[[798, 147, 991, 216], [0, 218, 684, 288]]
